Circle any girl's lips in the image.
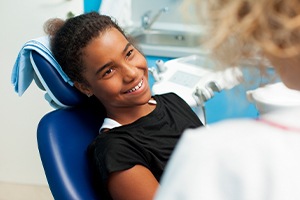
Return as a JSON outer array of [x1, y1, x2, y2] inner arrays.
[[125, 79, 143, 93]]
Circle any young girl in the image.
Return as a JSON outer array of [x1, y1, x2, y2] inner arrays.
[[45, 12, 203, 200]]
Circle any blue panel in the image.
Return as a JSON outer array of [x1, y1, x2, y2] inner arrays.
[[84, 0, 102, 13], [205, 85, 259, 124]]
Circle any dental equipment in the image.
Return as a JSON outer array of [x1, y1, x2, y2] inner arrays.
[[150, 55, 243, 125]]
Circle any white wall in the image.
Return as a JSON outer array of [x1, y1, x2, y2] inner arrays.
[[0, 0, 83, 185]]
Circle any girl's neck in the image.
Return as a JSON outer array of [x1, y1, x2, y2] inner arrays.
[[106, 99, 156, 125]]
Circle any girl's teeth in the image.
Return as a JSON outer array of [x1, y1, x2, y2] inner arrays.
[[128, 80, 143, 93]]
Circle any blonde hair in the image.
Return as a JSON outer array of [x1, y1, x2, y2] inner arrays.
[[183, 0, 300, 68]]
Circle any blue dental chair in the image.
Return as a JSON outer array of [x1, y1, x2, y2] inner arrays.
[[31, 50, 105, 200]]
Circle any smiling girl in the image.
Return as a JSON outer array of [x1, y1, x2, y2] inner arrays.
[[44, 12, 203, 200]]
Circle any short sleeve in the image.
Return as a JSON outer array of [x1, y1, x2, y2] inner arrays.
[[92, 135, 149, 181]]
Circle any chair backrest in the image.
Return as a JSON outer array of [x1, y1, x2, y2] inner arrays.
[[38, 106, 104, 200], [31, 50, 105, 199]]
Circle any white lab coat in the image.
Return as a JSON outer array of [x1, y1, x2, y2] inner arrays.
[[155, 108, 300, 200]]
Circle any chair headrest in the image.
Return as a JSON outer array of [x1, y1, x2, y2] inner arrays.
[[30, 50, 88, 108]]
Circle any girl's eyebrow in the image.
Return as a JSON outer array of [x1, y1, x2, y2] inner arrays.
[[95, 62, 113, 76], [95, 43, 132, 75], [123, 42, 132, 54]]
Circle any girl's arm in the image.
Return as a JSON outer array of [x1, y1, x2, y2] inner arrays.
[[107, 164, 159, 200]]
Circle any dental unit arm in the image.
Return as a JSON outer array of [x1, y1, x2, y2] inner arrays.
[[149, 55, 243, 125]]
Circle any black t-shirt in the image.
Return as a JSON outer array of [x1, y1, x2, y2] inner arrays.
[[88, 93, 203, 197]]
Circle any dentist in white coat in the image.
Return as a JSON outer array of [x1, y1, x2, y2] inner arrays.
[[155, 0, 300, 199]]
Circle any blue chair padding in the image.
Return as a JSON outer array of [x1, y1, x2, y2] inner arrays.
[[31, 50, 88, 108], [37, 104, 105, 200]]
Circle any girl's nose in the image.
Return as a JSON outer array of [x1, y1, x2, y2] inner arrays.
[[122, 63, 137, 82]]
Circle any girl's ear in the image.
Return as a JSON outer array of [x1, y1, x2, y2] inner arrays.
[[74, 81, 93, 97]]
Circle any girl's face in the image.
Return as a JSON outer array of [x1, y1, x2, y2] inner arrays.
[[266, 54, 300, 91], [77, 28, 151, 115]]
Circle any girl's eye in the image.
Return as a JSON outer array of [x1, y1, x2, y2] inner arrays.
[[126, 49, 134, 58], [103, 68, 113, 77]]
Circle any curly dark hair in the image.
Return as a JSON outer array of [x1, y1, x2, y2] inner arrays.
[[44, 12, 126, 84]]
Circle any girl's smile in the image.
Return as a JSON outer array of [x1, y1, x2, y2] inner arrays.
[[125, 79, 144, 94]]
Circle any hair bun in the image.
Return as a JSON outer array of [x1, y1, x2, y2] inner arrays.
[[43, 18, 65, 37]]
